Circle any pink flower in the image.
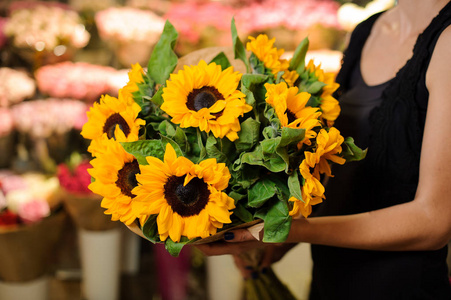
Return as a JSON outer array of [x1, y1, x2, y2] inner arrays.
[[0, 68, 36, 107], [35, 62, 120, 103], [10, 98, 88, 138], [0, 171, 28, 194], [17, 198, 50, 224], [95, 7, 165, 44]]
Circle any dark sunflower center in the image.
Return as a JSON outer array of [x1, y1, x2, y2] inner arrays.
[[285, 109, 297, 125], [187, 86, 224, 112], [103, 113, 131, 140], [164, 175, 210, 217], [115, 160, 140, 198]]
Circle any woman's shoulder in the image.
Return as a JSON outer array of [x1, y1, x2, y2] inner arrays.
[[426, 25, 451, 91]]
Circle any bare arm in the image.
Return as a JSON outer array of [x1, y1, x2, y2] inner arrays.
[[197, 27, 451, 256]]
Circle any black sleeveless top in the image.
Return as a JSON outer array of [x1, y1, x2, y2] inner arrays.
[[310, 3, 451, 299]]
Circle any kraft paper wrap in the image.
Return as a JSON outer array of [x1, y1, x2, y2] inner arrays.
[[61, 191, 120, 231], [127, 219, 263, 245], [175, 46, 248, 73], [0, 210, 68, 282]]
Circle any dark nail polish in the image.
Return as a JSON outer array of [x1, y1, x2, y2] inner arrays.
[[251, 271, 259, 279], [224, 232, 234, 240], [245, 266, 253, 270], [261, 267, 268, 274]]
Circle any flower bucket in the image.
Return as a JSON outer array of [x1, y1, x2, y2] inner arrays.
[[0, 276, 48, 300], [78, 227, 121, 300], [62, 191, 119, 231], [0, 210, 67, 298], [0, 133, 15, 169]]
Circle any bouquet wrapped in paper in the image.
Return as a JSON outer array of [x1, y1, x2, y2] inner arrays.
[[95, 7, 165, 67], [0, 171, 66, 283], [4, 1, 90, 65], [81, 19, 366, 298]]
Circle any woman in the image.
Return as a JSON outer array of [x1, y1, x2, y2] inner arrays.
[[197, 0, 451, 298]]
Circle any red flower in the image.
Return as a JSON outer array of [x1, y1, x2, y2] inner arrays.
[[0, 209, 19, 226], [57, 160, 92, 195]]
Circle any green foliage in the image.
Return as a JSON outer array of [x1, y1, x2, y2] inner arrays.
[[108, 18, 368, 256], [210, 52, 232, 70], [147, 20, 178, 85]]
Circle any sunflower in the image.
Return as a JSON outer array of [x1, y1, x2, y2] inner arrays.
[[121, 63, 145, 100], [132, 143, 235, 242], [282, 70, 300, 87], [305, 60, 341, 122], [161, 60, 252, 141], [289, 151, 325, 218], [264, 82, 322, 146], [310, 127, 346, 177], [246, 34, 290, 75], [88, 128, 144, 225], [81, 91, 145, 156]]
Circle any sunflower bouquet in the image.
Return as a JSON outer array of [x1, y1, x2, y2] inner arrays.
[[81, 18, 365, 295]]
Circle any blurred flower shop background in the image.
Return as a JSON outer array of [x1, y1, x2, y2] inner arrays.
[[0, 0, 416, 300]]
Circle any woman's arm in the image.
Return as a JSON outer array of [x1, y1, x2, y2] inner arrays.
[[197, 27, 451, 256]]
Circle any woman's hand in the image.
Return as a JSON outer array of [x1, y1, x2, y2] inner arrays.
[[195, 228, 263, 257], [195, 228, 298, 278]]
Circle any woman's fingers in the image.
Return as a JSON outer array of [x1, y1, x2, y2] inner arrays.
[[223, 228, 258, 243]]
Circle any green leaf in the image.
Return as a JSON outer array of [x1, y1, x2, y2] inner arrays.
[[232, 202, 254, 223], [248, 178, 278, 208], [261, 138, 281, 156], [147, 20, 178, 85], [240, 74, 269, 107], [158, 120, 176, 137], [262, 199, 292, 243], [121, 140, 165, 165], [196, 129, 207, 163], [280, 127, 305, 147], [206, 135, 228, 164], [150, 86, 164, 107], [289, 37, 309, 74], [306, 95, 322, 108], [240, 145, 286, 173], [341, 137, 367, 162], [142, 215, 160, 243], [231, 163, 261, 189], [174, 127, 190, 154], [288, 171, 303, 202], [164, 237, 191, 257], [231, 17, 249, 73], [249, 53, 266, 75], [235, 118, 260, 152], [160, 135, 184, 157], [210, 52, 232, 70], [306, 81, 327, 94]]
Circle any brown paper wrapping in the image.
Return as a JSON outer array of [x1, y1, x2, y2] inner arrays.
[[61, 191, 120, 231], [175, 46, 248, 73], [126, 219, 262, 245], [0, 210, 68, 282]]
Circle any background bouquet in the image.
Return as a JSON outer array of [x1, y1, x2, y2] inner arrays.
[[0, 171, 66, 284], [4, 1, 90, 65], [81, 18, 365, 297]]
